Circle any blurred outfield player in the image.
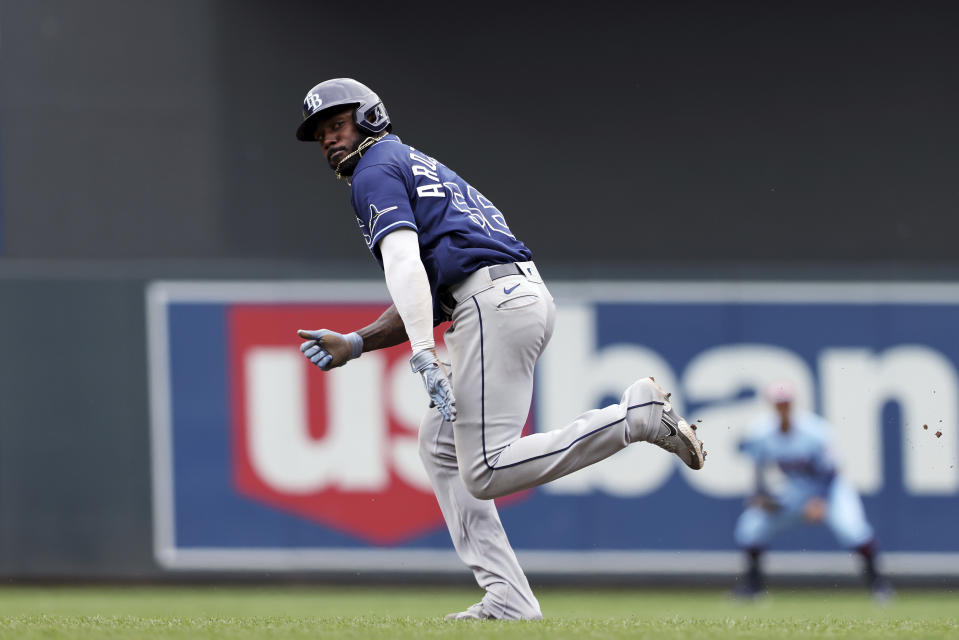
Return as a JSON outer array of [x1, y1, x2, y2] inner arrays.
[[734, 381, 892, 599], [293, 78, 706, 620]]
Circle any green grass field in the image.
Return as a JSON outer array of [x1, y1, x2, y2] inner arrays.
[[0, 586, 955, 639]]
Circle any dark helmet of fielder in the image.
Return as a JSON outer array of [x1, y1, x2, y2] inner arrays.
[[295, 78, 391, 141]]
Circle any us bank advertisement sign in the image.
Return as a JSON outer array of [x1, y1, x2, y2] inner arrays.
[[147, 281, 959, 576]]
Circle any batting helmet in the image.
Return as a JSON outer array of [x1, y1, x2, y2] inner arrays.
[[764, 380, 796, 404], [295, 78, 391, 141]]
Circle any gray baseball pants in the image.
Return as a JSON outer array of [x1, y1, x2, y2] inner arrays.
[[417, 262, 665, 619]]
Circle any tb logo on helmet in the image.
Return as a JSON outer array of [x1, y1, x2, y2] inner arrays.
[[304, 92, 323, 113]]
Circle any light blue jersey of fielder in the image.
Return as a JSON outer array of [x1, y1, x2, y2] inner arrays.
[[740, 410, 837, 501], [349, 134, 531, 321], [735, 410, 875, 549]]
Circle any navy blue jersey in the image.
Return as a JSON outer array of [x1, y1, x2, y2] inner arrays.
[[349, 135, 531, 318]]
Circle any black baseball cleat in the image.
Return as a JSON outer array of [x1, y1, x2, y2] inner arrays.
[[647, 379, 706, 470], [731, 570, 766, 600], [871, 577, 895, 603]]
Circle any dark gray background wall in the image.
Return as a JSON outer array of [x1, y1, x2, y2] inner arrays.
[[2, 0, 957, 266], [0, 1, 223, 259]]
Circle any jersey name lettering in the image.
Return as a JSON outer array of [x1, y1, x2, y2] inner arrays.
[[410, 150, 446, 199], [412, 165, 440, 181], [417, 184, 445, 198]]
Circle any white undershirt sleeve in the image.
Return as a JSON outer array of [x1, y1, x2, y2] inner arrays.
[[378, 228, 435, 353]]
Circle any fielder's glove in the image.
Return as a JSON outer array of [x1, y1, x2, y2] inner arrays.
[[802, 496, 827, 523], [297, 329, 363, 371], [410, 349, 456, 422]]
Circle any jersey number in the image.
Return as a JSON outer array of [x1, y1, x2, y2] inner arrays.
[[443, 182, 515, 238]]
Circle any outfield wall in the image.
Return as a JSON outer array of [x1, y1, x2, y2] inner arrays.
[[2, 274, 957, 581]]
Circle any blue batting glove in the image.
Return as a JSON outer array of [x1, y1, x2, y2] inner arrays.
[[297, 329, 363, 371], [410, 349, 456, 422]]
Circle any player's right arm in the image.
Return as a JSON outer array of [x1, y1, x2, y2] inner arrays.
[[297, 305, 409, 370], [295, 234, 456, 420], [356, 305, 410, 351], [296, 156, 420, 370], [298, 158, 456, 420]]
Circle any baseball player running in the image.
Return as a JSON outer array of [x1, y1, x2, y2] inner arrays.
[[294, 78, 706, 620], [734, 381, 892, 599]]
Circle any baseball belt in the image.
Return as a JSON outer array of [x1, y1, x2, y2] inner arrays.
[[439, 262, 534, 317]]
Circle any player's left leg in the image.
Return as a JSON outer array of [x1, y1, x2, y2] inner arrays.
[[732, 508, 772, 597], [824, 478, 892, 599], [445, 278, 702, 500], [417, 404, 542, 620], [732, 503, 802, 597]]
